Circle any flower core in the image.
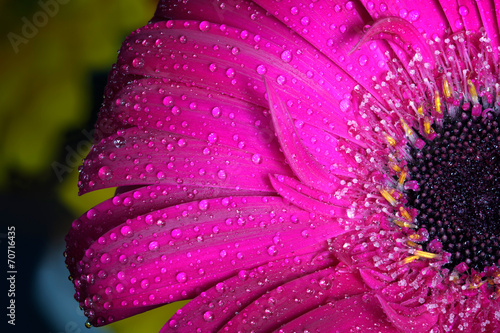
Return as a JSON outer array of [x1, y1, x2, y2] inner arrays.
[[408, 108, 500, 270]]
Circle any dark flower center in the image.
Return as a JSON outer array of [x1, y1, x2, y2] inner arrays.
[[408, 106, 500, 270]]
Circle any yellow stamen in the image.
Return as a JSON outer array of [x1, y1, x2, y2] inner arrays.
[[390, 163, 402, 173], [406, 240, 418, 248], [385, 135, 396, 146], [409, 234, 421, 240], [434, 91, 442, 114], [467, 79, 479, 104], [394, 219, 416, 229], [443, 78, 452, 98], [399, 206, 412, 221], [398, 168, 408, 186], [414, 250, 439, 259], [401, 119, 413, 137], [417, 106, 424, 117], [402, 255, 419, 264], [423, 117, 433, 135], [380, 189, 397, 206]]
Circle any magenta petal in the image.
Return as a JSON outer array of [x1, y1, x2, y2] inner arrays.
[[275, 293, 398, 332], [377, 295, 438, 333], [74, 196, 348, 326], [78, 127, 291, 194], [161, 250, 336, 332], [219, 265, 367, 332], [65, 185, 264, 276], [266, 80, 342, 194]]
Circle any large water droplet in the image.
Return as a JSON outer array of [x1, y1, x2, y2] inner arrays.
[[176, 272, 187, 283], [281, 50, 292, 63]]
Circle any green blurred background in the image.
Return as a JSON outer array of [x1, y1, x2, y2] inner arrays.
[[0, 1, 186, 332]]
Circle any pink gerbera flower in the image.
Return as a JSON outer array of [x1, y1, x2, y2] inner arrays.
[[66, 0, 500, 331]]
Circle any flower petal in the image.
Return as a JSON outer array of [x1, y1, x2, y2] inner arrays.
[[74, 196, 348, 326], [65, 185, 266, 276], [161, 250, 336, 332], [275, 293, 398, 332], [78, 127, 291, 194], [219, 265, 367, 332]]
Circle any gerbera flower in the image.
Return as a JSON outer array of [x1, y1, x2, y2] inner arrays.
[[65, 0, 500, 331]]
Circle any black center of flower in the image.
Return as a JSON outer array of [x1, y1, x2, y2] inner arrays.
[[407, 107, 500, 270]]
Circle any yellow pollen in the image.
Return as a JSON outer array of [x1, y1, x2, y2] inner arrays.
[[423, 117, 433, 135], [380, 189, 397, 206], [417, 105, 424, 116], [402, 255, 419, 264], [385, 135, 397, 146], [398, 168, 408, 186], [434, 91, 442, 114], [399, 206, 412, 221], [394, 219, 416, 229], [409, 234, 421, 240], [401, 119, 413, 137], [414, 250, 439, 259], [443, 79, 452, 98], [390, 163, 402, 173], [467, 79, 479, 104], [406, 240, 419, 248]]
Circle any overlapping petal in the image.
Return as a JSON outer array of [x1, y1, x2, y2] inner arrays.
[[67, 0, 500, 331]]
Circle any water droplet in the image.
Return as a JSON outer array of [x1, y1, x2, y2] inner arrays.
[[207, 133, 218, 143], [198, 200, 209, 211], [163, 96, 174, 107], [114, 137, 126, 148], [148, 241, 159, 251], [300, 16, 310, 26], [179, 35, 187, 44], [211, 106, 222, 118], [281, 50, 292, 63], [209, 63, 217, 72], [459, 6, 469, 16], [358, 55, 368, 66], [290, 7, 299, 15], [171, 228, 182, 239], [256, 64, 267, 74], [226, 68, 235, 78], [339, 99, 352, 112], [120, 226, 133, 237], [140, 279, 150, 289], [339, 25, 347, 33], [217, 170, 227, 180], [132, 57, 144, 68], [199, 21, 210, 31], [267, 245, 278, 256], [203, 311, 214, 322], [251, 154, 262, 164], [100, 253, 111, 264], [408, 10, 420, 21], [176, 272, 187, 283], [276, 75, 286, 85]]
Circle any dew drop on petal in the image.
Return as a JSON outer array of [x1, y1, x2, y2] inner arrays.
[[171, 228, 182, 239], [203, 311, 214, 322], [358, 55, 368, 66], [120, 226, 133, 237], [251, 154, 262, 164], [198, 200, 209, 211], [281, 50, 292, 63], [176, 272, 187, 283], [256, 64, 267, 74], [113, 137, 126, 148], [163, 96, 174, 107], [148, 241, 159, 251], [199, 21, 210, 31], [459, 6, 469, 16], [132, 57, 144, 68], [339, 99, 352, 112], [211, 106, 222, 118]]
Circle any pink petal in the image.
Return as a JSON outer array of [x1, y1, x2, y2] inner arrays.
[[78, 127, 291, 194], [161, 250, 337, 332], [219, 265, 367, 332], [266, 80, 343, 194], [65, 185, 266, 277], [275, 293, 398, 332], [269, 174, 360, 218], [377, 295, 438, 333], [361, 0, 449, 38], [74, 196, 349, 326]]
